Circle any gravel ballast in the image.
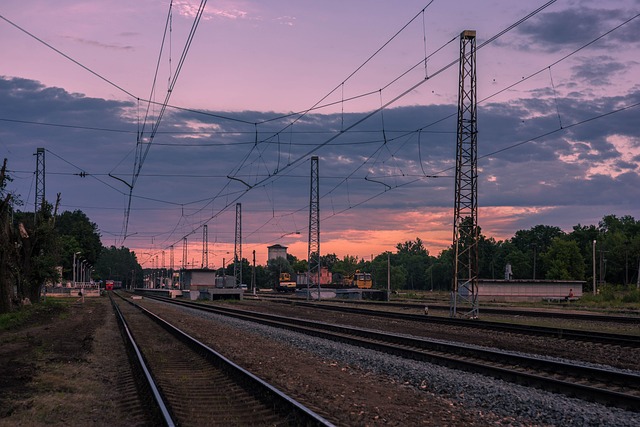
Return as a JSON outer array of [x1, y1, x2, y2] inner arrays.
[[179, 304, 640, 427]]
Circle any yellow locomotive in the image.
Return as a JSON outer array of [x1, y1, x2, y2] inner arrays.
[[275, 272, 297, 292], [345, 270, 373, 289]]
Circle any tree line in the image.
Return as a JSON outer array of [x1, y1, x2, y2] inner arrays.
[[366, 217, 640, 292], [0, 159, 143, 313], [3, 157, 639, 311], [255, 215, 640, 293]]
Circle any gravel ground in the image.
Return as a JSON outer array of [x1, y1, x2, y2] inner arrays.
[[176, 302, 640, 427], [4, 296, 636, 426]]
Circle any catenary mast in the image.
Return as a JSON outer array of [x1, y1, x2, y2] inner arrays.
[[451, 30, 479, 318]]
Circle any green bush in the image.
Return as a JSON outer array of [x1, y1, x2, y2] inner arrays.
[[599, 287, 617, 302], [621, 289, 640, 303]]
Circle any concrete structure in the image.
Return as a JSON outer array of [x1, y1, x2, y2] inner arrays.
[[267, 244, 288, 261], [181, 268, 217, 291], [477, 279, 584, 302], [180, 268, 243, 300]]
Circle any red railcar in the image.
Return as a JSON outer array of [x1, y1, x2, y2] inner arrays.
[[105, 280, 114, 291]]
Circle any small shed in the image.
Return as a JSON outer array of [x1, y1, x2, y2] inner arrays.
[[181, 268, 217, 291]]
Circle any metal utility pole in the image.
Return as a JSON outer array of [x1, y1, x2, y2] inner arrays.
[[387, 252, 391, 302], [234, 203, 242, 287], [34, 148, 45, 224], [181, 237, 187, 289], [202, 224, 208, 269], [592, 240, 597, 295], [307, 156, 320, 300], [170, 244, 174, 288], [451, 30, 479, 319], [182, 237, 188, 269], [252, 250, 256, 296]]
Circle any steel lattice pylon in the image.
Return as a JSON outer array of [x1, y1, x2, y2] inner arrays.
[[451, 30, 479, 318], [307, 156, 320, 300], [202, 224, 208, 268], [34, 148, 45, 224], [234, 203, 242, 287]]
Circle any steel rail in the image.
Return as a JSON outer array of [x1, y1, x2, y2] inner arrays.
[[283, 300, 640, 348], [114, 292, 335, 426], [258, 293, 640, 323], [108, 293, 176, 427], [146, 295, 640, 412]]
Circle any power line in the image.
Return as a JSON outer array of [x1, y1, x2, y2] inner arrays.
[[0, 13, 137, 100]]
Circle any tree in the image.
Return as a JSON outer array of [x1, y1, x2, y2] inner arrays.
[[321, 253, 339, 271], [541, 238, 585, 280], [333, 255, 360, 277], [511, 225, 565, 279], [595, 215, 640, 286], [292, 258, 308, 273], [478, 236, 501, 279], [0, 159, 16, 312], [12, 202, 61, 304], [395, 238, 431, 290], [95, 246, 142, 288], [503, 245, 530, 279], [431, 248, 454, 291], [55, 210, 102, 275]]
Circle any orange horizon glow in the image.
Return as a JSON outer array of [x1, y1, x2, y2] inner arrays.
[[131, 205, 569, 268]]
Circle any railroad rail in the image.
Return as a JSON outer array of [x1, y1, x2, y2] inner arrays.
[[268, 299, 640, 348], [145, 295, 640, 412], [256, 293, 640, 323], [110, 293, 334, 426]]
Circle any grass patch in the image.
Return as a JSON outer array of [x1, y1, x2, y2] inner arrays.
[[0, 299, 69, 331], [573, 286, 640, 310]]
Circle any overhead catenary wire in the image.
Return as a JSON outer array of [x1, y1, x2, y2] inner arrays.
[[160, 2, 635, 260], [4, 2, 637, 264], [128, 0, 581, 255], [121, 0, 209, 242]]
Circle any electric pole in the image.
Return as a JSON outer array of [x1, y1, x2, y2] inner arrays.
[[234, 203, 242, 287], [307, 156, 320, 300], [34, 148, 45, 225], [451, 30, 479, 319], [202, 224, 208, 269]]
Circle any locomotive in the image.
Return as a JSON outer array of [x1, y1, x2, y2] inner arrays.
[[275, 272, 297, 293]]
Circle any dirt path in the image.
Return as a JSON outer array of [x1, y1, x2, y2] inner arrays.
[[0, 297, 145, 426]]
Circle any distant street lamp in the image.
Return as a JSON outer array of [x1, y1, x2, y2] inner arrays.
[[81, 260, 87, 286], [280, 231, 301, 238], [73, 251, 81, 286]]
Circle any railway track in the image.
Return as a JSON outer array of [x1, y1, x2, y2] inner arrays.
[[256, 293, 640, 323], [109, 293, 333, 426], [145, 295, 640, 412], [263, 299, 640, 347]]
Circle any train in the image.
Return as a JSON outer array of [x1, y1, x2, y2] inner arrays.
[[300, 270, 373, 289], [347, 270, 373, 289], [275, 272, 297, 293], [104, 280, 122, 290]]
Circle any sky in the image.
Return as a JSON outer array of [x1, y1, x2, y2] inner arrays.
[[1, 0, 639, 269]]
